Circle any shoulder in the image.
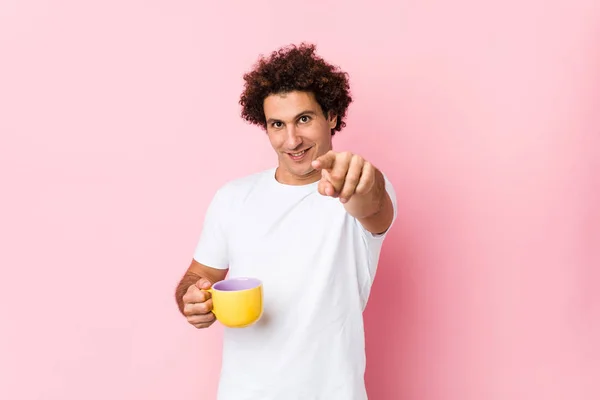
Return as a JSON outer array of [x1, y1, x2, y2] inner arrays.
[[211, 168, 274, 204]]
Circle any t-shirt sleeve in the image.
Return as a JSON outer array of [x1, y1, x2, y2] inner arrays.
[[192, 188, 230, 270]]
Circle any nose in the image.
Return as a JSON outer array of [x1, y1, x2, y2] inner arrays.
[[284, 126, 302, 149]]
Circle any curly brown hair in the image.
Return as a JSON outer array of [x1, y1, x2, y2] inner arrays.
[[239, 43, 352, 136]]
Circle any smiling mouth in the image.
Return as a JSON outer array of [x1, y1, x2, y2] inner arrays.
[[290, 149, 308, 156], [287, 147, 312, 161]]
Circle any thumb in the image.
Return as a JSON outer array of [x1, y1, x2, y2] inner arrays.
[[195, 279, 212, 290]]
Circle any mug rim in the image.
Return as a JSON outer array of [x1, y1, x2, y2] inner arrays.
[[212, 277, 262, 292]]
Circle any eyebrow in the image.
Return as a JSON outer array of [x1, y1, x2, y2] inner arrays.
[[266, 110, 317, 124]]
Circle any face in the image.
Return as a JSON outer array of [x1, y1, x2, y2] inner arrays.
[[263, 91, 337, 185]]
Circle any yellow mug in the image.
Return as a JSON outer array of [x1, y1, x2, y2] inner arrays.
[[204, 277, 263, 328]]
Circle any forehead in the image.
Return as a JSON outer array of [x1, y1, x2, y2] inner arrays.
[[263, 91, 322, 120]]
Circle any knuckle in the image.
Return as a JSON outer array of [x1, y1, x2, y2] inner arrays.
[[331, 173, 345, 181], [186, 283, 198, 293], [184, 293, 200, 305], [183, 289, 197, 302], [193, 316, 215, 329]]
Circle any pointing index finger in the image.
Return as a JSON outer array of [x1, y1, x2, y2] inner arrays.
[[311, 151, 336, 170]]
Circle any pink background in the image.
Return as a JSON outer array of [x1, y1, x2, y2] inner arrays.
[[1, 1, 599, 399]]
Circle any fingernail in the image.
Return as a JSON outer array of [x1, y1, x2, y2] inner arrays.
[[340, 198, 347, 203]]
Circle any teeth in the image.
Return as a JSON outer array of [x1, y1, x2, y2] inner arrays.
[[291, 150, 306, 157]]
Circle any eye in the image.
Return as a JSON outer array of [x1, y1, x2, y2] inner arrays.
[[271, 121, 283, 129], [298, 115, 311, 124]]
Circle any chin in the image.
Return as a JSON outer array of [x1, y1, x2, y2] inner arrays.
[[289, 165, 311, 176], [283, 162, 311, 177]]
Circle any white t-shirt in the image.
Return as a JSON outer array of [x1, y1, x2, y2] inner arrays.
[[193, 168, 397, 400]]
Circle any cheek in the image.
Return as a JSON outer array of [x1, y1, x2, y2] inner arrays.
[[313, 129, 332, 148], [305, 125, 329, 143], [266, 133, 280, 148]]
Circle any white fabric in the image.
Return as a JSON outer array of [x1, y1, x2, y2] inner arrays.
[[193, 168, 397, 400]]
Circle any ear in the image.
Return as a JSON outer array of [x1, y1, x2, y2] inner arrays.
[[327, 112, 338, 130]]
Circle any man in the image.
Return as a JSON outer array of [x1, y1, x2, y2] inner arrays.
[[175, 43, 397, 400]]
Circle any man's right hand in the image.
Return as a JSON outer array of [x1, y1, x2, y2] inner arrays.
[[182, 278, 216, 329]]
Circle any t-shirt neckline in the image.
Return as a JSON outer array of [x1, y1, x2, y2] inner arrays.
[[268, 167, 320, 191]]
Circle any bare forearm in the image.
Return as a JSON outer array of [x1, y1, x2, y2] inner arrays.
[[175, 272, 202, 315]]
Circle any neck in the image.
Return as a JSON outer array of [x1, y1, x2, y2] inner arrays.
[[275, 167, 321, 186]]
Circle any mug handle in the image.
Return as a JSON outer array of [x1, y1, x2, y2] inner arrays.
[[201, 287, 217, 318]]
